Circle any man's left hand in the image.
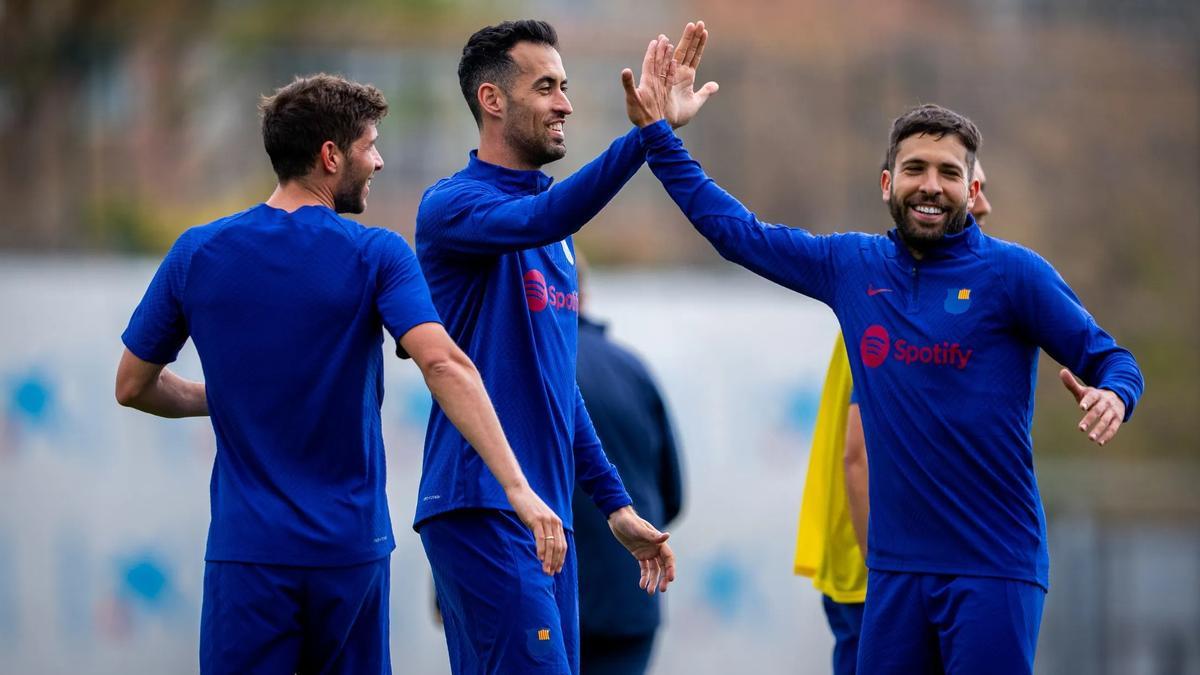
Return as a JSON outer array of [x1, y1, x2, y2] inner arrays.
[[607, 506, 676, 595], [1059, 368, 1126, 446], [666, 21, 719, 129]]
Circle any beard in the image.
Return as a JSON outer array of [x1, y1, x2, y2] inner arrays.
[[888, 187, 969, 252], [503, 117, 565, 168], [332, 171, 368, 214]]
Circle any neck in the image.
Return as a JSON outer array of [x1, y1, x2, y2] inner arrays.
[[265, 177, 335, 213], [476, 125, 539, 171]]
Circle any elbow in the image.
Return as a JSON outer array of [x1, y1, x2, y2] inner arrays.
[[115, 379, 142, 407], [425, 356, 457, 383], [420, 348, 474, 386]]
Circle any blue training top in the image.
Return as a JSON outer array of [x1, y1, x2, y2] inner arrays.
[[412, 125, 671, 530], [641, 121, 1144, 589], [122, 203, 442, 567]]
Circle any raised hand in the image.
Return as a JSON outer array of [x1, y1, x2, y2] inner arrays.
[[505, 484, 568, 575], [667, 21, 719, 129], [607, 506, 677, 594], [621, 35, 676, 128], [1059, 368, 1126, 446]]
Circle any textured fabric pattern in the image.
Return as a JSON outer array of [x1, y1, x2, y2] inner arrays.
[[123, 204, 441, 566]]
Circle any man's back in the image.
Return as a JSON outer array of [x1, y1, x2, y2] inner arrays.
[[124, 203, 438, 566]]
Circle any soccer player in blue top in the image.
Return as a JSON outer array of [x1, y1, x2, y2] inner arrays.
[[632, 101, 1144, 674], [116, 74, 563, 674], [415, 20, 715, 675]]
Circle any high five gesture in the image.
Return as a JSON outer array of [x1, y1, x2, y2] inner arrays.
[[667, 21, 719, 129]]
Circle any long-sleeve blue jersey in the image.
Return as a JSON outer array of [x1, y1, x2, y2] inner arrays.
[[412, 125, 671, 530], [642, 121, 1143, 589]]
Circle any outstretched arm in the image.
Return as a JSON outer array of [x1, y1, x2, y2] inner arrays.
[[419, 37, 678, 259], [640, 125, 840, 303], [402, 322, 568, 575], [115, 348, 207, 418]]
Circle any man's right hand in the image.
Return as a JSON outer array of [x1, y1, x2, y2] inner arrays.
[[621, 35, 675, 128], [506, 483, 568, 575]]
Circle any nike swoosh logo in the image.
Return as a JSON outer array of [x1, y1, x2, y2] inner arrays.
[[867, 286, 893, 296]]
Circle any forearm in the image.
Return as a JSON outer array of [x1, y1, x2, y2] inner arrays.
[[422, 353, 528, 492], [641, 122, 834, 299], [1092, 352, 1144, 421], [575, 438, 632, 516], [533, 127, 647, 235], [843, 404, 869, 557], [427, 128, 648, 256], [118, 368, 208, 418], [573, 389, 633, 515], [845, 454, 869, 557], [1015, 254, 1144, 420]]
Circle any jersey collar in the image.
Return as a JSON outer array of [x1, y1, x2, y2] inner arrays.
[[462, 150, 555, 195], [887, 214, 982, 263]]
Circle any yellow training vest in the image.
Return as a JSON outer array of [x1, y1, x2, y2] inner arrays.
[[793, 335, 868, 604]]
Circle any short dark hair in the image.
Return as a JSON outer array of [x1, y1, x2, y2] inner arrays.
[[458, 20, 559, 126], [885, 104, 982, 178], [259, 73, 388, 181]]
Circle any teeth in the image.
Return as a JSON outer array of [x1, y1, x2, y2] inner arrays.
[[913, 205, 943, 215], [549, 122, 563, 132]]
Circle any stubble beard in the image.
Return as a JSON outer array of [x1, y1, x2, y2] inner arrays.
[[333, 171, 367, 214], [503, 117, 565, 169]]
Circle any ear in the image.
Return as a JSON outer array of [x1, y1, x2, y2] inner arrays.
[[478, 83, 505, 121], [880, 168, 892, 203], [967, 174, 980, 203], [319, 140, 341, 175]]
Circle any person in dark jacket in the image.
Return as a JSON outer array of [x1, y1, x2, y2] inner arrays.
[[573, 254, 684, 675]]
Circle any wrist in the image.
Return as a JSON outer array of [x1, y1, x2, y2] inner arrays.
[[607, 505, 635, 523], [501, 475, 531, 494]]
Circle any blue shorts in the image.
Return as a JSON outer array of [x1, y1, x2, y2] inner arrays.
[[857, 570, 1045, 675], [199, 557, 390, 675], [822, 596, 865, 675], [420, 509, 578, 675]]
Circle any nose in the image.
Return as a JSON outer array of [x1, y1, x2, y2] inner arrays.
[[555, 89, 573, 116], [918, 167, 941, 196], [373, 148, 384, 172]]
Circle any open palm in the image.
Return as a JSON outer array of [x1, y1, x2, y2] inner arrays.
[[667, 21, 719, 129]]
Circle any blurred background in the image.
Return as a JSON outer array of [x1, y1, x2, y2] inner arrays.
[[1, 0, 1197, 673]]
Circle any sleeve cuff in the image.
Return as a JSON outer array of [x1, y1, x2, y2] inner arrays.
[[637, 119, 675, 151], [596, 493, 634, 518], [121, 332, 180, 366]]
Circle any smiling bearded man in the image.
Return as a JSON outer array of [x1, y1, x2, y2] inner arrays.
[[412, 19, 718, 675], [637, 101, 1143, 674]]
